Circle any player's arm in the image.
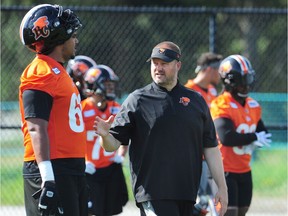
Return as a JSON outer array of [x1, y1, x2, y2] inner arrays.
[[94, 115, 121, 152], [23, 89, 53, 170], [23, 89, 63, 215], [204, 147, 228, 216], [256, 119, 268, 132], [214, 117, 257, 146]]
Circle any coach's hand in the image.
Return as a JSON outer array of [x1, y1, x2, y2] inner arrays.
[[254, 131, 272, 147], [32, 181, 64, 216]]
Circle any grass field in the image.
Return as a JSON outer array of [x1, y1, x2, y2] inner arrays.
[[1, 130, 287, 206]]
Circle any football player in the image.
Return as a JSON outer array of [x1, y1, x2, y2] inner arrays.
[[66, 55, 97, 101], [81, 65, 128, 216], [19, 4, 87, 216], [210, 54, 272, 216]]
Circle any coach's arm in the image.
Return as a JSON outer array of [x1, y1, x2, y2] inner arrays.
[[94, 115, 121, 152]]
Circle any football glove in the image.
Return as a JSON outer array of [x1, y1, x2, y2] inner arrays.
[[85, 161, 96, 175], [254, 131, 272, 147], [109, 155, 124, 164], [32, 181, 64, 216]]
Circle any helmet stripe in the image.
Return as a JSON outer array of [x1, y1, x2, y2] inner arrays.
[[231, 55, 249, 74]]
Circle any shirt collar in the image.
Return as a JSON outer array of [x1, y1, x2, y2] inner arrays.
[[151, 80, 180, 92]]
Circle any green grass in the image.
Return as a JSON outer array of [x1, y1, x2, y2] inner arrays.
[[252, 148, 287, 197], [1, 133, 287, 205]]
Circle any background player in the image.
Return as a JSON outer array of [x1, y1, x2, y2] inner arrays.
[[81, 65, 128, 216], [185, 52, 223, 215], [185, 52, 223, 107], [210, 54, 272, 216], [66, 55, 97, 100], [19, 4, 87, 216]]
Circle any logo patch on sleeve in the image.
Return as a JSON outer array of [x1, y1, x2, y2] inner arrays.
[[247, 100, 259, 108], [52, 67, 61, 74], [230, 102, 238, 108], [84, 109, 96, 117]]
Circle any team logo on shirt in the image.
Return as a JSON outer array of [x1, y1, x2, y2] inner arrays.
[[32, 16, 50, 40], [179, 97, 190, 106]]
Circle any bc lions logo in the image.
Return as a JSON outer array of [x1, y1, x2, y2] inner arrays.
[[72, 62, 89, 76], [219, 61, 232, 78], [179, 97, 190, 106], [85, 68, 101, 84], [32, 16, 50, 40], [159, 48, 166, 54]]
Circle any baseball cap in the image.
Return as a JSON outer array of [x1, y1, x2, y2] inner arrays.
[[146, 48, 181, 62]]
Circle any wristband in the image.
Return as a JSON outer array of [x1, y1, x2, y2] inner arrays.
[[38, 161, 55, 183]]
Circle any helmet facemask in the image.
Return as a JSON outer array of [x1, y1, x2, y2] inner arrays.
[[225, 71, 255, 98], [84, 65, 119, 101]]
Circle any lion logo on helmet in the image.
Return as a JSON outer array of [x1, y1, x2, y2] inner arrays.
[[32, 16, 50, 40], [219, 61, 232, 78]]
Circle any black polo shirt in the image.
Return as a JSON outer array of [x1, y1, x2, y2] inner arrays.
[[110, 81, 217, 203]]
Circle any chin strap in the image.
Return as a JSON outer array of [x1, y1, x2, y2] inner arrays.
[[237, 92, 248, 98]]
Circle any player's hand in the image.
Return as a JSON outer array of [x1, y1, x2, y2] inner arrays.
[[32, 181, 64, 216], [254, 131, 272, 147], [94, 115, 114, 137], [110, 155, 124, 164], [85, 161, 96, 175]]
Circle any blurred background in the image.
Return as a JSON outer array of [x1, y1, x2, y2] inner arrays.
[[1, 0, 287, 215]]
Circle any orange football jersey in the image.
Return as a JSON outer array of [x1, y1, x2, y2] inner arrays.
[[81, 99, 121, 168], [185, 79, 217, 107], [19, 54, 86, 161], [210, 91, 262, 173]]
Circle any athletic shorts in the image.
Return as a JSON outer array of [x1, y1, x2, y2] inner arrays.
[[86, 163, 128, 215], [23, 161, 88, 216], [139, 200, 196, 216], [225, 171, 252, 207]]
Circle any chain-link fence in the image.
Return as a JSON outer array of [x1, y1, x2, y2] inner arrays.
[[1, 6, 287, 215]]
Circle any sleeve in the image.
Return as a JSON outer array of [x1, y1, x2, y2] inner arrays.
[[256, 119, 269, 133], [214, 117, 257, 147], [23, 89, 53, 121], [20, 61, 58, 97], [202, 98, 218, 148], [210, 101, 231, 120], [110, 92, 138, 145]]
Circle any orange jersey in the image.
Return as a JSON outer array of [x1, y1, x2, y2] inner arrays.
[[19, 54, 86, 161], [185, 79, 217, 107], [81, 99, 121, 168], [210, 91, 262, 173]]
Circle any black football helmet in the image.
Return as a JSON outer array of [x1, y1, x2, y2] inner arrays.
[[19, 4, 82, 54], [66, 55, 97, 100], [66, 55, 97, 78], [84, 65, 119, 100], [219, 54, 255, 98]]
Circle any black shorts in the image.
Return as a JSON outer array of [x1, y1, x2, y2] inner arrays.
[[23, 161, 88, 216], [225, 171, 252, 207], [86, 163, 128, 215], [139, 200, 195, 216]]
